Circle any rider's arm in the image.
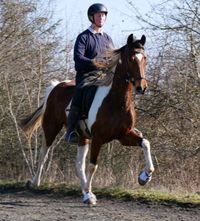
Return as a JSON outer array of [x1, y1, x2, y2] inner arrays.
[[74, 35, 95, 67]]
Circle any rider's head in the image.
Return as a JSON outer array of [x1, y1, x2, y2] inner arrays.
[[87, 3, 108, 28]]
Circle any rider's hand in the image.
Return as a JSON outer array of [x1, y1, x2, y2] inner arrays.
[[92, 57, 109, 68]]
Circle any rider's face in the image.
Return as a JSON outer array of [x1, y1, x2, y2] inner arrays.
[[93, 12, 106, 27]]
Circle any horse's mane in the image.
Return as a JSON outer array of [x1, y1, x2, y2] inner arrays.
[[94, 46, 124, 69], [81, 46, 125, 87]]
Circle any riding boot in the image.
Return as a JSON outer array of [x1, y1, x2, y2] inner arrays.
[[65, 106, 80, 144]]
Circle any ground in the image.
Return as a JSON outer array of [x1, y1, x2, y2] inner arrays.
[[0, 191, 199, 221]]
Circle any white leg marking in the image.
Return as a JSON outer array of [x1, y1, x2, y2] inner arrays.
[[87, 84, 112, 131], [85, 163, 98, 193], [134, 127, 143, 137], [76, 144, 89, 194], [141, 139, 154, 173], [32, 139, 50, 187]]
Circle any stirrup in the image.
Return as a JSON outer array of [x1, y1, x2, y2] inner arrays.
[[65, 131, 79, 144]]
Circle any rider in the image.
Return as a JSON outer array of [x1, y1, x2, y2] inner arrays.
[[65, 3, 114, 144]]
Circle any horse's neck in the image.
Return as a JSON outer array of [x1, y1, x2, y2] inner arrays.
[[110, 69, 134, 107]]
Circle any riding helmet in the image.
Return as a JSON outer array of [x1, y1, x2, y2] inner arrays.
[[87, 3, 108, 22]]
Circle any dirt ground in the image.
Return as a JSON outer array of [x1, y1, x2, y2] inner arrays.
[[0, 191, 199, 221]]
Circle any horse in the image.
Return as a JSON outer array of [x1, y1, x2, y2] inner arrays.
[[20, 34, 155, 205]]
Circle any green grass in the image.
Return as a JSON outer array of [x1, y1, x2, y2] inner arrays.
[[94, 187, 200, 206], [0, 180, 199, 207]]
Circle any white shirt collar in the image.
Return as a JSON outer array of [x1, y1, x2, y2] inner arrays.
[[88, 25, 104, 35]]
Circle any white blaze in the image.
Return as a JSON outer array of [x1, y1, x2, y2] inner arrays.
[[135, 53, 143, 61]]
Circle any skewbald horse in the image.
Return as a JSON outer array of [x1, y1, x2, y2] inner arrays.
[[20, 34, 154, 205]]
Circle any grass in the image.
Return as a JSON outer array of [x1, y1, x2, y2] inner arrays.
[[0, 180, 199, 207], [94, 187, 200, 206]]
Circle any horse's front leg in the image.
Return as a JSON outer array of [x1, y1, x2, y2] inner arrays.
[[81, 138, 102, 205], [138, 138, 155, 185], [119, 129, 154, 185]]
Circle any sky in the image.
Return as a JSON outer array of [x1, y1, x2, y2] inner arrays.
[[51, 0, 161, 46]]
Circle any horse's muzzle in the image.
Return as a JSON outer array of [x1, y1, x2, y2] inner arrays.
[[136, 86, 146, 94]]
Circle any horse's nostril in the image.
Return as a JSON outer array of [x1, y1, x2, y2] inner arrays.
[[136, 86, 143, 94], [142, 87, 147, 94]]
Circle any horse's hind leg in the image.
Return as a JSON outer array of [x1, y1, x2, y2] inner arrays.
[[119, 129, 154, 185], [28, 121, 63, 189], [76, 138, 89, 194], [29, 136, 51, 188]]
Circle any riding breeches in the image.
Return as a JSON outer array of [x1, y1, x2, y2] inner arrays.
[[71, 85, 97, 110]]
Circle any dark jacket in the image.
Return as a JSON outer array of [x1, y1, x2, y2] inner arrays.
[[74, 28, 114, 84]]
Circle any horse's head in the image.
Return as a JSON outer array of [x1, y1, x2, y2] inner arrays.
[[125, 34, 147, 94]]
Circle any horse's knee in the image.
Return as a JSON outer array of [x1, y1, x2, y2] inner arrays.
[[141, 138, 150, 149]]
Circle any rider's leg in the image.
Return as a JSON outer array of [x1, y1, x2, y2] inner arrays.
[[65, 87, 83, 144]]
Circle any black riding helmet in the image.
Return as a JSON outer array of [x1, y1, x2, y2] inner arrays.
[[87, 3, 108, 23]]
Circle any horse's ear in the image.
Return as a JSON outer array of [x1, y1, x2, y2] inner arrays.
[[127, 34, 133, 45], [141, 35, 146, 46]]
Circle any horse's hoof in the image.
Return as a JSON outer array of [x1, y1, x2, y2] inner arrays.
[[84, 198, 97, 206], [138, 170, 152, 186], [83, 192, 97, 206]]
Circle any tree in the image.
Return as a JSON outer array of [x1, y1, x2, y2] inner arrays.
[[0, 0, 73, 179], [127, 0, 200, 191]]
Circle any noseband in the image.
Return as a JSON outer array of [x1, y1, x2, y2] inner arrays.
[[125, 72, 146, 84]]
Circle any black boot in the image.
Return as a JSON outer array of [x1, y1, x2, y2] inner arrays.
[[65, 106, 80, 144]]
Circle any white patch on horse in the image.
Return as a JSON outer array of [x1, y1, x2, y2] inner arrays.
[[42, 80, 60, 113], [50, 79, 60, 86], [141, 139, 154, 172], [43, 79, 73, 117], [87, 84, 112, 131], [63, 79, 73, 83], [135, 53, 143, 61]]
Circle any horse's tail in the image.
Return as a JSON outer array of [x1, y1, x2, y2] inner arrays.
[[20, 79, 61, 139], [19, 104, 44, 139]]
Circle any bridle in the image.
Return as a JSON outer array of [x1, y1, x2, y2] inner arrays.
[[125, 48, 146, 84], [125, 72, 146, 84]]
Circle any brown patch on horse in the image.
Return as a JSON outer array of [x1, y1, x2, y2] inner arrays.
[[42, 82, 75, 146], [78, 137, 90, 146], [88, 35, 148, 163], [20, 81, 76, 145]]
